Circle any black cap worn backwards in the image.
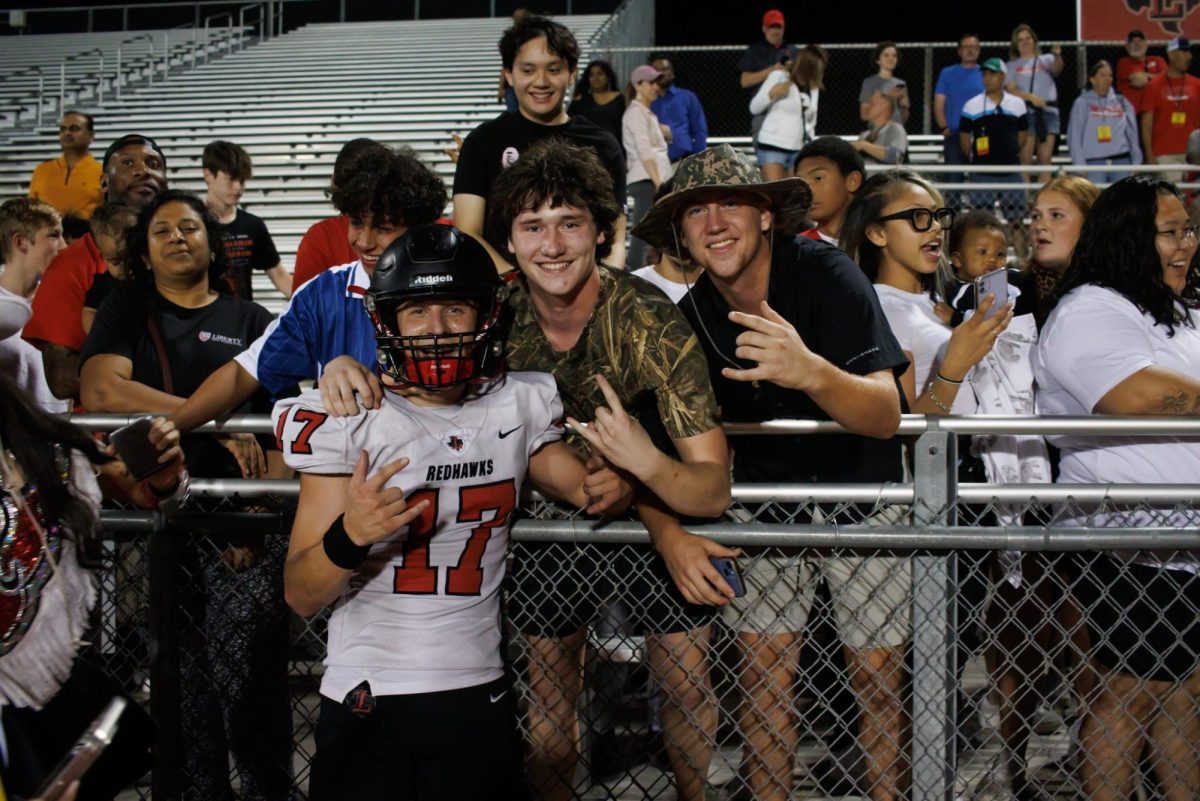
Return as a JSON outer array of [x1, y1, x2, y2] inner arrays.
[[102, 134, 166, 172]]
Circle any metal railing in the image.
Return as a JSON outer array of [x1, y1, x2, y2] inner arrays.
[[78, 412, 1199, 801]]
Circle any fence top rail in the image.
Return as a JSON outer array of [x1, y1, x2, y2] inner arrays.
[[184, 477, 1200, 505], [68, 412, 1200, 437], [591, 40, 1139, 53]]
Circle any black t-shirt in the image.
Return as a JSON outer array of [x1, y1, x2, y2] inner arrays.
[[83, 271, 119, 310], [679, 236, 909, 485], [737, 39, 798, 77], [219, 208, 281, 301], [452, 112, 627, 255], [568, 93, 626, 144], [81, 284, 277, 477]]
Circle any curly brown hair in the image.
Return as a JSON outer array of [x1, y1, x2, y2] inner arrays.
[[487, 138, 621, 263], [330, 145, 447, 229]]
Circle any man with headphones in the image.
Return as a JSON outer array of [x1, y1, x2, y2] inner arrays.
[[274, 224, 627, 801], [634, 143, 909, 801]]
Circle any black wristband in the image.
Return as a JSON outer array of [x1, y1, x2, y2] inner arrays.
[[323, 514, 370, 571]]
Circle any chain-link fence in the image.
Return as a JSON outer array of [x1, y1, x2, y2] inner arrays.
[[81, 417, 1200, 801], [587, 41, 1146, 140]]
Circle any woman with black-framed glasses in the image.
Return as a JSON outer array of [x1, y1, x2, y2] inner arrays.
[[841, 169, 1013, 417]]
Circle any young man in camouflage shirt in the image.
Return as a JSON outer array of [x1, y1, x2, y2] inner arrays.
[[491, 138, 734, 801]]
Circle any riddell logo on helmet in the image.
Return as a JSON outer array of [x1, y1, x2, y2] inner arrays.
[[414, 274, 453, 285]]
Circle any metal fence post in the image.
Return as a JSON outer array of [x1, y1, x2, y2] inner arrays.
[[910, 426, 957, 801], [147, 513, 183, 800], [923, 45, 933, 135]]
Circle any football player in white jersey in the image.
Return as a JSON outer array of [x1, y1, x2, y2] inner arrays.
[[274, 225, 625, 801]]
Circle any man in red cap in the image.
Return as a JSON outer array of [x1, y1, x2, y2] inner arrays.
[[738, 10, 796, 91], [738, 10, 799, 167]]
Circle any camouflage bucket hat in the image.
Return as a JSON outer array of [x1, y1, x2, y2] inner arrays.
[[632, 143, 813, 253]]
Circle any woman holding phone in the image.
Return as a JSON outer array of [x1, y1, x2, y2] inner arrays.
[[859, 41, 910, 125], [79, 190, 295, 800], [841, 169, 1012, 418]]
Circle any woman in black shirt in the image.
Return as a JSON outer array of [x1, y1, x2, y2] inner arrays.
[[570, 59, 626, 142], [80, 190, 294, 801]]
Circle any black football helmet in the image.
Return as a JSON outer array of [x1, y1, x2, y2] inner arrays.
[[364, 224, 504, 389]]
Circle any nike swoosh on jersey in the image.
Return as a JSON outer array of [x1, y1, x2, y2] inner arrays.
[[498, 425, 523, 439], [489, 690, 508, 703]]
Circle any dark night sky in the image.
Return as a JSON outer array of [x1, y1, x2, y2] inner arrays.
[[655, 2, 1081, 46], [5, 0, 1082, 41]]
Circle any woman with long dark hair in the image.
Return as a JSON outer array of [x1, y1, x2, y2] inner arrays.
[[0, 372, 183, 799], [570, 59, 625, 142], [841, 169, 1011, 418], [79, 190, 296, 800], [1034, 175, 1200, 801]]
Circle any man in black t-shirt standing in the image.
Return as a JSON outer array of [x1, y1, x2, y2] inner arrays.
[[634, 144, 911, 801], [452, 15, 627, 271], [203, 140, 291, 300]]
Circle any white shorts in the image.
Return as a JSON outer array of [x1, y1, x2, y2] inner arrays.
[[721, 507, 912, 648]]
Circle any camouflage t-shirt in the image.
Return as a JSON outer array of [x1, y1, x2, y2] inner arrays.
[[504, 265, 720, 449]]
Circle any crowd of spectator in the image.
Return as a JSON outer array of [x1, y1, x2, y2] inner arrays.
[[1, 8, 1200, 801]]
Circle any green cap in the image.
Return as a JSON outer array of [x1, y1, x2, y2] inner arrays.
[[981, 57, 1007, 74]]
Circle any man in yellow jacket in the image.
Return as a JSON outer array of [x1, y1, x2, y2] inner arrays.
[[28, 112, 102, 219]]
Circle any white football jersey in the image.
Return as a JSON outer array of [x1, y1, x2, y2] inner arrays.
[[273, 372, 563, 698]]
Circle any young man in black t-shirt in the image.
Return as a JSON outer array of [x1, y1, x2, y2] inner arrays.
[[634, 144, 911, 801], [203, 140, 291, 300], [452, 15, 627, 270]]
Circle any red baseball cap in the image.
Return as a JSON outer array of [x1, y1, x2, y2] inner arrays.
[[763, 9, 784, 27]]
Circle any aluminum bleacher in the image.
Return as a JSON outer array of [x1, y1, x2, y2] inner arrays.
[[0, 16, 608, 313]]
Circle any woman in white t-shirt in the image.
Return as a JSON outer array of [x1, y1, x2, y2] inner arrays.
[[841, 169, 1012, 418], [1033, 174, 1200, 801], [749, 45, 823, 181]]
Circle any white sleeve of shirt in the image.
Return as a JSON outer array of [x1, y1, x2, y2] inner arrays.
[[1037, 289, 1156, 414], [522, 372, 565, 457], [273, 389, 354, 474]]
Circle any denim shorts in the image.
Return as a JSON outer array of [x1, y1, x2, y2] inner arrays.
[[1026, 105, 1061, 136], [755, 144, 799, 169]]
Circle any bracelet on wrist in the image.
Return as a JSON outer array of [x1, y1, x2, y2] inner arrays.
[[927, 388, 953, 415], [323, 514, 370, 571], [935, 371, 963, 385]]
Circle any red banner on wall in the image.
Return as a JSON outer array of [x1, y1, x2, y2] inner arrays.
[[1081, 0, 1200, 40]]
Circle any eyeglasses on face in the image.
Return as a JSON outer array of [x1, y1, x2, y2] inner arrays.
[[1155, 224, 1199, 244], [876, 207, 954, 232]]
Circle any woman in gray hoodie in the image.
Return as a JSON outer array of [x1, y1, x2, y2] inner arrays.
[[1068, 60, 1143, 183]]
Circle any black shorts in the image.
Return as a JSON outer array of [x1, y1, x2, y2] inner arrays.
[[309, 676, 529, 801], [1075, 554, 1200, 683], [507, 541, 717, 639]]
